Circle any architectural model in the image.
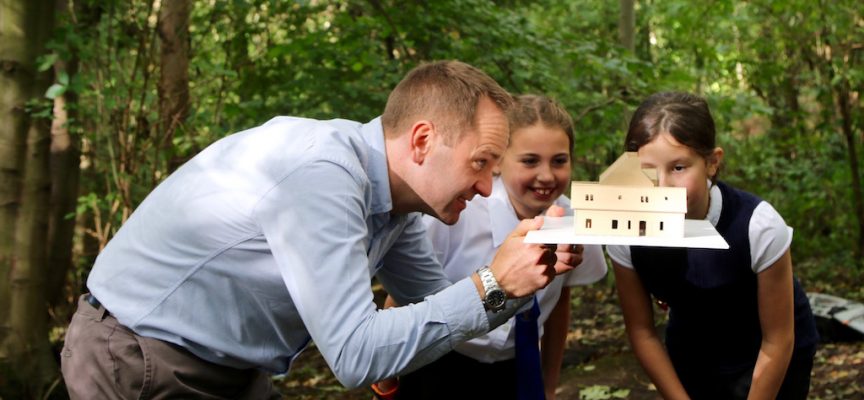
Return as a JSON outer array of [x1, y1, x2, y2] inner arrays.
[[570, 152, 687, 238]]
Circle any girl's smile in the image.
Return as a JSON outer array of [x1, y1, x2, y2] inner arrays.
[[498, 124, 571, 220]]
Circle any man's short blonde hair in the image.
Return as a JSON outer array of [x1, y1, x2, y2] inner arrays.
[[381, 60, 513, 144]]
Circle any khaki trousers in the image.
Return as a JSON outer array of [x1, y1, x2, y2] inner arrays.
[[61, 294, 281, 399]]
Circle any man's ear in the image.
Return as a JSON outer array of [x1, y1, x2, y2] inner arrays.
[[707, 146, 724, 177], [409, 120, 434, 164]]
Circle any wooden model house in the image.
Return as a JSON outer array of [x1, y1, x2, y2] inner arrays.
[[571, 152, 687, 238]]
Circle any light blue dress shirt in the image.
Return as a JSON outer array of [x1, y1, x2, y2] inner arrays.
[[87, 116, 523, 388]]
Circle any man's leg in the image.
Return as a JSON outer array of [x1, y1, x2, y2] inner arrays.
[[61, 294, 281, 399]]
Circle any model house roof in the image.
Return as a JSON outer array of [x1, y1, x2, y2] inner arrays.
[[598, 152, 658, 186]]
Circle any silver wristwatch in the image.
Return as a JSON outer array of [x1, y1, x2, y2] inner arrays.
[[477, 266, 506, 312]]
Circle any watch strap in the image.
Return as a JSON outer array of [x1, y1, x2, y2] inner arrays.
[[477, 266, 506, 311]]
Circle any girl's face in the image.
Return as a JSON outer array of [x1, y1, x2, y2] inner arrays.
[[637, 132, 723, 219], [497, 124, 572, 219]]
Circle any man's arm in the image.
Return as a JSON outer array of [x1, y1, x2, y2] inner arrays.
[[258, 162, 561, 388]]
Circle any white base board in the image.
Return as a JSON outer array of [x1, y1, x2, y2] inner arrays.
[[525, 216, 729, 249]]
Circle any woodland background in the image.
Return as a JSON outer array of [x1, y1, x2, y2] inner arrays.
[[0, 0, 861, 398]]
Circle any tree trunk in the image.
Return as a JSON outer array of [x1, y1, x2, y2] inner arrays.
[[0, 0, 58, 397], [835, 80, 864, 267], [158, 0, 191, 172], [46, 0, 82, 310], [619, 0, 635, 53], [751, 24, 801, 148]]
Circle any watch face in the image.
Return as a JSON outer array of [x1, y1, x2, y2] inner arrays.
[[486, 290, 507, 309]]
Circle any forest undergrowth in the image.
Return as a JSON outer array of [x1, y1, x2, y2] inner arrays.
[[277, 266, 864, 400]]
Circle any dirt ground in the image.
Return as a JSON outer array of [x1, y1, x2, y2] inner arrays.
[[276, 285, 864, 399]]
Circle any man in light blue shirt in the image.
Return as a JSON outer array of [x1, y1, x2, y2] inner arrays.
[[60, 60, 581, 399]]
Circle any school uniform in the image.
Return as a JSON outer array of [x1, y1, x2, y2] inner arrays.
[[607, 181, 819, 400]]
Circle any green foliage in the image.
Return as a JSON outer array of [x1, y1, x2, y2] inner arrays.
[[43, 0, 862, 297], [725, 132, 858, 268], [580, 385, 631, 399]]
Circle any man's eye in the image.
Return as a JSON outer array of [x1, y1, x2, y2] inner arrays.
[[474, 159, 488, 170]]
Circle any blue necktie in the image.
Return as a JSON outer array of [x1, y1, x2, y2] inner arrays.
[[515, 297, 545, 400]]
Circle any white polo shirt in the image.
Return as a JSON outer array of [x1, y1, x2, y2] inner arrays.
[[422, 177, 608, 363]]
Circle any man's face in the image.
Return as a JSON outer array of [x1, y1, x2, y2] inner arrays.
[[420, 97, 509, 224]]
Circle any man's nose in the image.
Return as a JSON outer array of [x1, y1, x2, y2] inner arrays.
[[475, 172, 493, 197]]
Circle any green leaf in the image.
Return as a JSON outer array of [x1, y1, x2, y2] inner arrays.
[[58, 71, 69, 85], [45, 83, 66, 99], [37, 53, 58, 72], [580, 385, 612, 400]]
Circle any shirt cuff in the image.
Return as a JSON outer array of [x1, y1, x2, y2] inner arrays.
[[430, 277, 489, 346]]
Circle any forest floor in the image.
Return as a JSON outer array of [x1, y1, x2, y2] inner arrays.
[[275, 284, 864, 400]]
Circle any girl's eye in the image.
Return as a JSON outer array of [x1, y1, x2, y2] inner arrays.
[[552, 156, 570, 166], [673, 165, 686, 172], [520, 158, 539, 166]]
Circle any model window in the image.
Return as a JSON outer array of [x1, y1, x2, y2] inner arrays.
[[586, 218, 592, 228], [627, 220, 631, 230], [660, 221, 664, 231], [612, 220, 618, 229]]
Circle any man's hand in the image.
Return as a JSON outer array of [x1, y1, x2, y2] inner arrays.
[[486, 215, 576, 298], [544, 205, 584, 271], [555, 243, 584, 271]]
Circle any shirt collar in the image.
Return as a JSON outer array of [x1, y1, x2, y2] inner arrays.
[[361, 117, 392, 215], [706, 180, 722, 226], [488, 177, 521, 248]]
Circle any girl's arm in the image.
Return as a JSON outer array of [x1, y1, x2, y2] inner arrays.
[[613, 262, 690, 400], [541, 286, 571, 400], [749, 249, 795, 399]]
